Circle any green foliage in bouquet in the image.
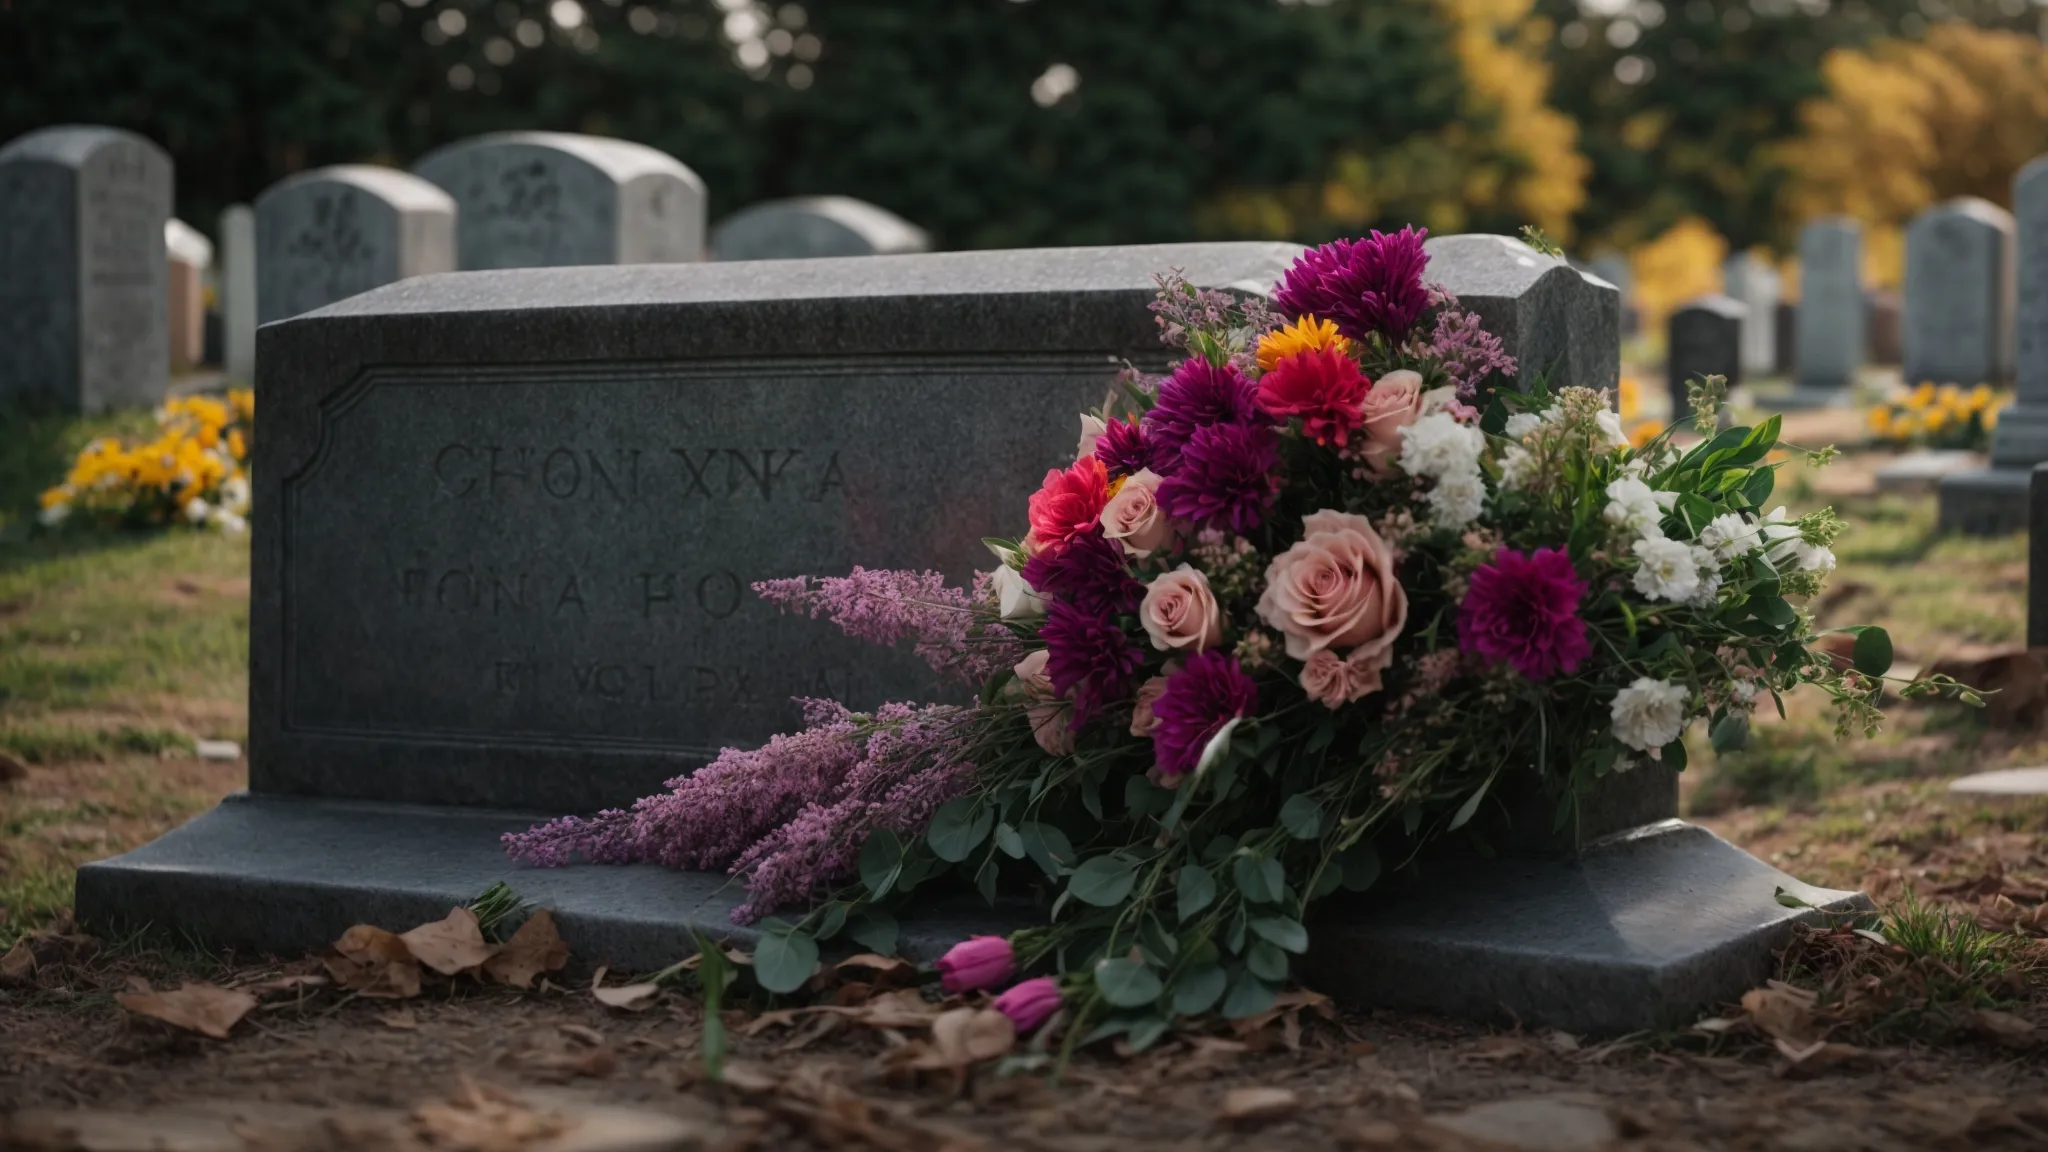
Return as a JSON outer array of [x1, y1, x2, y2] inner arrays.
[[506, 228, 1976, 1046]]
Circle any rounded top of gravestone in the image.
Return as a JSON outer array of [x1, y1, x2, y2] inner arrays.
[[1947, 766, 2048, 798], [1908, 195, 2016, 235], [0, 123, 170, 170], [1583, 254, 1632, 294], [165, 218, 213, 268], [1799, 216, 1862, 239], [1423, 234, 1578, 296], [2016, 154, 2048, 200], [412, 131, 705, 194], [284, 241, 1306, 321], [711, 196, 930, 261], [256, 164, 457, 215], [1675, 293, 1747, 320]]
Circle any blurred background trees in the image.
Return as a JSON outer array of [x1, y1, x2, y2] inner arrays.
[[3, 0, 2046, 284]]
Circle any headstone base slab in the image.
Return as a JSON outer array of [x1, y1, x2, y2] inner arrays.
[[1938, 467, 2031, 535], [82, 798, 1861, 1034], [1757, 386, 1853, 412]]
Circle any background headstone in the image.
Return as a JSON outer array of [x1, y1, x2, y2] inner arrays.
[[1666, 294, 1745, 420], [0, 125, 172, 412], [711, 196, 929, 261], [165, 218, 212, 372], [1425, 234, 1620, 397], [412, 132, 705, 270], [221, 205, 257, 383], [1793, 217, 1863, 399], [1943, 160, 2048, 533], [1903, 196, 2016, 387], [1722, 252, 1780, 378], [1773, 299, 1797, 375], [254, 166, 457, 325], [1865, 290, 1903, 366]]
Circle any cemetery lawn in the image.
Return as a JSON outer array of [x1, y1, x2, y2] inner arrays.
[[2, 416, 2044, 1147]]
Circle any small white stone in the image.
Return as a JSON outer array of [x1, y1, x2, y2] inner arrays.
[[195, 739, 242, 762]]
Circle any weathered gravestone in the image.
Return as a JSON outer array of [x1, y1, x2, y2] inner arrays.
[[76, 240, 1855, 1035], [1425, 233, 1620, 396], [1904, 197, 2015, 388], [1791, 217, 1863, 405], [1723, 252, 1781, 378], [165, 219, 212, 372], [1666, 294, 1745, 419], [1866, 290, 1903, 367], [1582, 254, 1637, 337], [1773, 299, 1797, 375], [1942, 160, 2048, 534], [711, 196, 929, 261], [413, 132, 705, 270], [0, 125, 172, 411], [255, 166, 457, 324], [221, 205, 257, 383]]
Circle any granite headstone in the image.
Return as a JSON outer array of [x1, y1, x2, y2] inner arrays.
[[1722, 252, 1780, 378], [221, 205, 257, 384], [165, 218, 212, 373], [1773, 300, 1797, 375], [711, 196, 929, 261], [1423, 234, 1620, 397], [1666, 294, 1745, 419], [255, 166, 457, 324], [413, 132, 705, 270], [1866, 290, 1903, 366], [0, 125, 172, 411], [1903, 197, 2016, 387], [1792, 217, 1863, 401], [1941, 160, 2048, 533]]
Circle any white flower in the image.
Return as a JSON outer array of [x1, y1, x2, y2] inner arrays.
[[1758, 507, 1835, 574], [992, 566, 1045, 620], [183, 497, 211, 525], [1419, 386, 1463, 417], [1595, 409, 1631, 450], [1603, 476, 1666, 538], [1729, 680, 1759, 704], [1698, 513, 1760, 562], [1397, 412, 1484, 480], [1504, 412, 1543, 441], [1076, 414, 1107, 461], [207, 508, 248, 536], [1621, 456, 1649, 478], [1688, 545, 1723, 607], [39, 502, 70, 527], [1426, 468, 1487, 527], [1631, 535, 1702, 602], [219, 475, 252, 513], [1498, 446, 1538, 491], [1610, 677, 1690, 753]]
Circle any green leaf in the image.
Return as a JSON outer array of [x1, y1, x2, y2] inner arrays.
[[1246, 939, 1289, 982], [1339, 842, 1382, 893], [848, 909, 898, 956], [1249, 916, 1309, 954], [1308, 861, 1345, 898], [1068, 854, 1138, 907], [975, 858, 998, 905], [1195, 717, 1243, 780], [688, 929, 729, 1080], [1177, 865, 1216, 922], [1447, 776, 1492, 831], [1232, 854, 1285, 905], [1709, 713, 1750, 753], [1079, 1017, 1133, 1046], [994, 822, 1025, 859], [1852, 626, 1894, 677], [1138, 916, 1179, 964], [1019, 821, 1075, 879], [813, 901, 848, 941], [1172, 965, 1228, 1015], [1126, 1015, 1171, 1052], [1279, 794, 1323, 840], [926, 799, 993, 863], [1774, 886, 1814, 910], [1305, 720, 1336, 753], [1662, 738, 1688, 772], [752, 929, 818, 994], [1094, 957, 1164, 1008], [858, 828, 904, 898], [1751, 595, 1796, 629], [1222, 971, 1278, 1019]]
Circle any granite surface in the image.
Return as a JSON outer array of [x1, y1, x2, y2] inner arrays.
[[1667, 294, 1746, 417], [1723, 253, 1781, 379], [1424, 234, 1620, 396], [254, 166, 457, 324], [712, 196, 929, 261], [1794, 218, 1864, 393], [1903, 197, 2015, 389]]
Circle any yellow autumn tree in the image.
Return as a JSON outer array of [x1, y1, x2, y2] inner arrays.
[[1779, 22, 2048, 287], [1630, 217, 1729, 340]]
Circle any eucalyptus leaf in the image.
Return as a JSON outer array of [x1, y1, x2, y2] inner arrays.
[[994, 822, 1025, 859], [1232, 854, 1285, 905], [1172, 965, 1228, 1015], [857, 828, 904, 898], [1125, 1015, 1171, 1052], [1710, 713, 1749, 753], [1222, 971, 1279, 1019], [1852, 626, 1894, 677], [1338, 842, 1382, 892], [1249, 916, 1309, 954], [1447, 776, 1492, 831], [752, 929, 818, 994], [1662, 738, 1688, 772], [1279, 794, 1323, 840], [926, 799, 993, 863], [1177, 865, 1217, 922], [1068, 854, 1138, 907], [1094, 957, 1164, 1008], [848, 909, 898, 956], [1019, 822, 1075, 879], [1246, 939, 1289, 982]]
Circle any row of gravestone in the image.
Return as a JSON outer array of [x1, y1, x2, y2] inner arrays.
[[0, 125, 930, 412]]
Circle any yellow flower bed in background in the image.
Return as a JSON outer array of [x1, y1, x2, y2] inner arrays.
[[1617, 375, 1666, 447], [1867, 382, 2000, 451], [38, 390, 254, 534]]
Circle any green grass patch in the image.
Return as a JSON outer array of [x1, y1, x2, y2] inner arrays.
[[0, 723, 192, 765]]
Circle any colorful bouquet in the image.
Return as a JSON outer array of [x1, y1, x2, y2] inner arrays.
[[38, 390, 254, 534], [1866, 381, 2002, 452], [508, 229, 1965, 1042]]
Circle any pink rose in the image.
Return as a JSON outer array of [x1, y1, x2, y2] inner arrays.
[[1299, 647, 1391, 709], [992, 976, 1062, 1033], [1014, 650, 1055, 699], [1140, 565, 1223, 653], [1256, 510, 1408, 674], [1099, 469, 1173, 556], [937, 936, 1016, 994], [1129, 674, 1172, 737], [1077, 414, 1107, 461], [1014, 650, 1076, 755], [1358, 369, 1425, 473]]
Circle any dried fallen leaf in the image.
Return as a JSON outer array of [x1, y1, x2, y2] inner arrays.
[[400, 906, 495, 976], [481, 909, 570, 989], [1968, 1009, 2041, 1049], [0, 940, 35, 985], [0, 751, 26, 784], [908, 1007, 1014, 1069], [835, 953, 916, 986], [413, 1075, 566, 1147], [593, 982, 661, 1011], [1219, 1086, 1299, 1124], [378, 1009, 419, 1030], [117, 981, 258, 1039], [243, 973, 330, 997], [324, 924, 423, 999], [1773, 1037, 1871, 1077], [1742, 983, 1819, 1046]]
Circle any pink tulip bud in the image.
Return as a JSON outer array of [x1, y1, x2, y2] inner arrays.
[[993, 977, 1062, 1033], [935, 935, 1016, 994]]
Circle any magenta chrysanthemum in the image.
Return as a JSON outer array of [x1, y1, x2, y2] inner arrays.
[[1094, 416, 1150, 480], [1457, 547, 1591, 681], [1272, 227, 1432, 343], [1023, 527, 1144, 615], [1149, 651, 1258, 781], [1042, 601, 1145, 729], [1156, 422, 1279, 535], [1143, 358, 1266, 475]]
